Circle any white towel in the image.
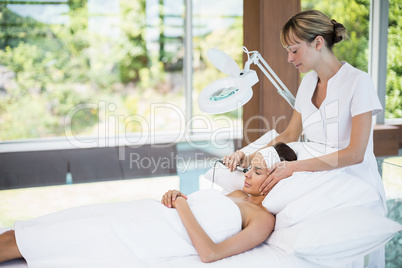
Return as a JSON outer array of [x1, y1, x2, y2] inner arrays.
[[14, 189, 241, 268]]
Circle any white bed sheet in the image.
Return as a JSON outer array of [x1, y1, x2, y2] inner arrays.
[[0, 131, 393, 268], [152, 243, 343, 268], [0, 228, 341, 268]]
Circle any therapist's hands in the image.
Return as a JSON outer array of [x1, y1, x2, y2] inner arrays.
[[161, 190, 188, 208], [259, 161, 297, 195], [222, 150, 250, 172]]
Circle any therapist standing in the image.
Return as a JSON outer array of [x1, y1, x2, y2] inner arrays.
[[224, 10, 386, 212]]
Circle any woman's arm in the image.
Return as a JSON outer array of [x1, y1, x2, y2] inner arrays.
[[225, 110, 303, 171], [259, 111, 372, 194], [0, 231, 22, 263], [267, 109, 303, 147], [173, 197, 275, 263], [296, 111, 372, 170]]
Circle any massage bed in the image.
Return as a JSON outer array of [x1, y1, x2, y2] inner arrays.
[[0, 130, 400, 268]]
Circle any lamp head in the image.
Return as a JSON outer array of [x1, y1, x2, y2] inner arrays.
[[198, 48, 258, 114], [207, 47, 241, 78]]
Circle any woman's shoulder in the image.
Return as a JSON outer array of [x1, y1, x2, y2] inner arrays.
[[247, 207, 275, 231], [338, 63, 376, 98], [340, 62, 371, 82], [226, 190, 247, 198], [298, 71, 318, 93], [300, 70, 318, 83]]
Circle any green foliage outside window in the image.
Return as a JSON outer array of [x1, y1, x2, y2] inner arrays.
[[303, 0, 370, 71], [0, 1, 400, 141], [0, 1, 151, 140], [386, 0, 402, 119], [303, 0, 402, 119]]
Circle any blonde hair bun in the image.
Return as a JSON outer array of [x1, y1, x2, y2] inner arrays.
[[331, 19, 347, 44], [281, 10, 348, 50]]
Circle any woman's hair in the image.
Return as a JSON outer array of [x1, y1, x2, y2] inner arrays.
[[280, 10, 347, 50], [273, 142, 297, 162]]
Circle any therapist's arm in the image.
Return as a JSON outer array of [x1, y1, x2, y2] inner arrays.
[[173, 197, 274, 263], [260, 111, 372, 195], [226, 110, 302, 171], [266, 109, 303, 146], [296, 111, 372, 169], [245, 110, 302, 165]]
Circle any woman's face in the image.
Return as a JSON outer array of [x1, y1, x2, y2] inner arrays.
[[243, 153, 269, 196], [285, 38, 319, 73]]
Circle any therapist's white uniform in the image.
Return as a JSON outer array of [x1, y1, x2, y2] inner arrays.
[[294, 62, 386, 267]]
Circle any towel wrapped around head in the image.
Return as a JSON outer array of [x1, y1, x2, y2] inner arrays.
[[257, 146, 281, 168]]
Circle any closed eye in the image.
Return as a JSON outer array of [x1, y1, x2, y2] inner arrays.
[[251, 166, 262, 176]]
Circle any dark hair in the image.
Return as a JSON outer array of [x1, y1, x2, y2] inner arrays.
[[273, 142, 297, 162], [280, 10, 347, 50]]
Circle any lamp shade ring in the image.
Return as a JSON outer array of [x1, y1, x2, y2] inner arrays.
[[198, 76, 253, 114]]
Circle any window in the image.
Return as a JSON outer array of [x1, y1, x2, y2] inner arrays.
[[191, 0, 243, 139], [302, 0, 402, 121], [302, 0, 370, 72], [0, 0, 243, 147], [386, 0, 402, 120]]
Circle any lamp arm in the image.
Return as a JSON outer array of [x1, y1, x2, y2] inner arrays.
[[250, 52, 295, 108]]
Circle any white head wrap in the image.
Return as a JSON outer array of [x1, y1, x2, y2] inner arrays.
[[257, 146, 281, 168]]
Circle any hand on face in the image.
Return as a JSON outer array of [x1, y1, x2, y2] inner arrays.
[[259, 161, 296, 195], [243, 153, 270, 196]]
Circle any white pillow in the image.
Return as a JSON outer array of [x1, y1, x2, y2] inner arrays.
[[267, 206, 402, 267], [287, 141, 339, 160], [203, 131, 339, 193], [263, 169, 380, 230], [203, 132, 381, 226]]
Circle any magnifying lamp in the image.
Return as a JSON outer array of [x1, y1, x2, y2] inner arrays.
[[198, 46, 296, 114]]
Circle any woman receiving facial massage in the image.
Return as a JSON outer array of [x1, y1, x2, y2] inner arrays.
[[0, 143, 296, 267]]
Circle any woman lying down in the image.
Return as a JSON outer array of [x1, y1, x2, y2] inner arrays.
[[0, 143, 297, 267]]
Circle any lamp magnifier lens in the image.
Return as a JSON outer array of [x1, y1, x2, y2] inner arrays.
[[209, 86, 239, 101]]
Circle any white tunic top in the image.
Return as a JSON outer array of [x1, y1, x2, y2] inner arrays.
[[294, 62, 386, 213]]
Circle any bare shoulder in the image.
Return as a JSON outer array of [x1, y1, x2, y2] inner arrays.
[[260, 210, 275, 223], [249, 208, 275, 231], [226, 190, 247, 198], [254, 208, 274, 222], [240, 208, 275, 243]]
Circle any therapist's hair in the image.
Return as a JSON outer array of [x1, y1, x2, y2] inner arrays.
[[280, 10, 347, 50], [273, 142, 297, 162]]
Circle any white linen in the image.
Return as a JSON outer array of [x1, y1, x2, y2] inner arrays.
[[14, 190, 241, 268], [202, 130, 396, 267], [267, 206, 402, 267], [152, 244, 328, 268], [1, 223, 395, 268], [264, 169, 381, 230], [0, 226, 335, 268]]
